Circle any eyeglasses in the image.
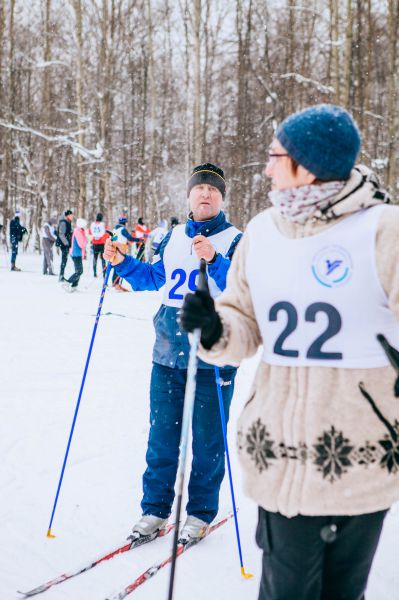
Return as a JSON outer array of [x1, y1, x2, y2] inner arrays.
[[267, 152, 289, 163]]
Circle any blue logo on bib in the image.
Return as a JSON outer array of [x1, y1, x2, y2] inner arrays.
[[312, 246, 352, 287]]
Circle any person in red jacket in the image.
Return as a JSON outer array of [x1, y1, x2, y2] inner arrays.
[[89, 213, 109, 278], [134, 217, 151, 261]]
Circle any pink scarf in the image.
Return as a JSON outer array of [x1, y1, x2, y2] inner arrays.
[[268, 181, 346, 224], [70, 227, 87, 258]]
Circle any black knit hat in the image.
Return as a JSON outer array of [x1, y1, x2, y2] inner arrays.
[[64, 209, 73, 217], [187, 163, 226, 198]]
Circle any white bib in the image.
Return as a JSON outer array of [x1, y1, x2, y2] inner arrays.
[[162, 224, 240, 308], [91, 222, 105, 240], [246, 206, 399, 368]]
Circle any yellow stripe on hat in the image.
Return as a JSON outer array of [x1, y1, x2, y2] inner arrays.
[[193, 169, 225, 182]]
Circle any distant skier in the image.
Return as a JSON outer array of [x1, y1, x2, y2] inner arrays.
[[182, 105, 399, 600], [56, 209, 74, 281], [104, 163, 242, 543], [89, 213, 109, 278], [62, 218, 87, 292], [134, 217, 150, 261], [146, 218, 168, 263], [170, 216, 179, 229], [9, 210, 27, 271], [41, 217, 57, 275]]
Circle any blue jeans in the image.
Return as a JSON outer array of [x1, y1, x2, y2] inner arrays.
[[141, 363, 236, 523]]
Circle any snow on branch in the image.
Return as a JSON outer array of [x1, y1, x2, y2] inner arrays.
[[280, 73, 334, 95], [0, 120, 103, 162], [20, 53, 70, 70], [32, 60, 70, 69]]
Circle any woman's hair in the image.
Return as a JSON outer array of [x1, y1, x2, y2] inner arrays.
[[287, 155, 342, 184]]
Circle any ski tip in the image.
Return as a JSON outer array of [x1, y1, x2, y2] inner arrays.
[[47, 528, 56, 538], [240, 566, 254, 579]]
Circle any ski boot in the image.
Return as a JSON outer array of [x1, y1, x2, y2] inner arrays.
[[62, 282, 77, 293], [128, 515, 168, 543], [178, 516, 209, 545]]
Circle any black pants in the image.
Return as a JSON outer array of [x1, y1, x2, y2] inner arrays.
[[257, 507, 387, 600], [67, 257, 83, 288], [11, 242, 18, 265], [93, 244, 105, 277], [59, 246, 69, 278]]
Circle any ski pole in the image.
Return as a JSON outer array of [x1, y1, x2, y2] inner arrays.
[[214, 365, 253, 579], [167, 258, 207, 600], [377, 333, 399, 397], [46, 261, 113, 537]]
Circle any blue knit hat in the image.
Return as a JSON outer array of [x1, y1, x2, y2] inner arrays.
[[276, 104, 361, 181]]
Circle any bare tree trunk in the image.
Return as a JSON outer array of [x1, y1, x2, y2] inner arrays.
[[285, 0, 295, 113], [181, 0, 192, 172], [363, 0, 373, 156], [354, 0, 364, 127], [146, 0, 158, 220], [331, 0, 340, 102], [193, 0, 201, 164], [201, 0, 210, 153], [98, 0, 115, 219], [387, 0, 399, 194], [4, 0, 16, 226], [342, 0, 352, 109], [73, 0, 86, 216]]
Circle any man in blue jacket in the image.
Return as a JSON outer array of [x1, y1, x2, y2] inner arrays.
[[104, 163, 242, 542]]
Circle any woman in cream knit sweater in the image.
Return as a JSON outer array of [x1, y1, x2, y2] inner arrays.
[[181, 105, 399, 600]]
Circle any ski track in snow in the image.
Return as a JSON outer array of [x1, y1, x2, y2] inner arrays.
[[1, 253, 398, 600]]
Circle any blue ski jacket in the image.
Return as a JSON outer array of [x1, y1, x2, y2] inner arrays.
[[115, 211, 242, 369]]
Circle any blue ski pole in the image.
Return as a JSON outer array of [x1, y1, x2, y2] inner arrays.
[[214, 365, 253, 578], [46, 261, 113, 537]]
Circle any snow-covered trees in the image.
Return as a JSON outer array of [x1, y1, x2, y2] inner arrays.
[[0, 0, 397, 235]]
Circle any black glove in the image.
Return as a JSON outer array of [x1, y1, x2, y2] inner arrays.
[[181, 289, 223, 349]]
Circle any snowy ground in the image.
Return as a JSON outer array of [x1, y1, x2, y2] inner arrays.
[[1, 251, 399, 600]]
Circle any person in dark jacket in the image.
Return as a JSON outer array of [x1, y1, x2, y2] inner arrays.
[[9, 211, 27, 271], [134, 217, 151, 261], [104, 163, 242, 543], [56, 209, 73, 281], [170, 216, 179, 229]]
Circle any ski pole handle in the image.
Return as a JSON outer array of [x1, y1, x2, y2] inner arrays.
[[197, 257, 208, 292]]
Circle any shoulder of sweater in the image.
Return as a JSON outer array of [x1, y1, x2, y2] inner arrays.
[[376, 204, 399, 249]]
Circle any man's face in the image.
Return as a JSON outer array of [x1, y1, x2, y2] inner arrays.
[[188, 184, 223, 221], [67, 214, 73, 222]]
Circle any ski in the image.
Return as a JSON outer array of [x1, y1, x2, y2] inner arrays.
[[104, 512, 233, 600], [18, 524, 175, 598]]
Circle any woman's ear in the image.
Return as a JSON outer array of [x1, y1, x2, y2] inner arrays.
[[297, 165, 317, 185]]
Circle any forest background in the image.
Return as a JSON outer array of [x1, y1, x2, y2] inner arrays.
[[0, 0, 398, 248]]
